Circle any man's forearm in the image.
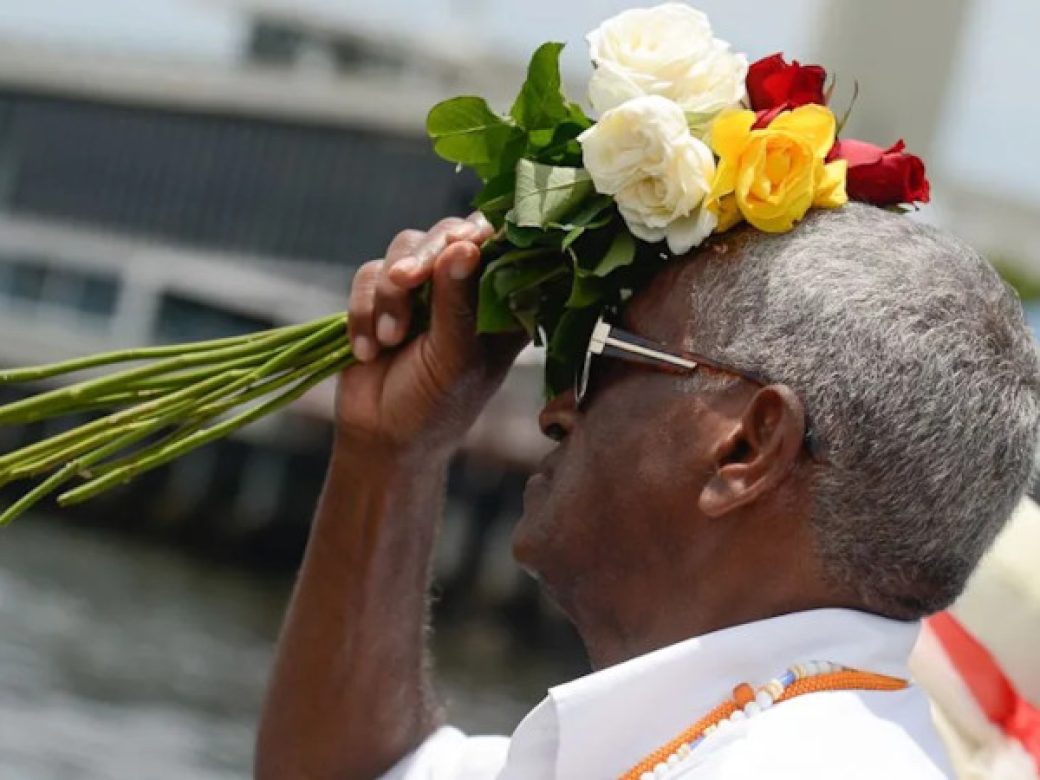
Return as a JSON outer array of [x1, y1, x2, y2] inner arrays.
[[256, 441, 450, 780]]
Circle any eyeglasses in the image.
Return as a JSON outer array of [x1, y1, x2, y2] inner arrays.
[[576, 316, 824, 460]]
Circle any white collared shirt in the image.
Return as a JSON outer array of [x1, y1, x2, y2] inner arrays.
[[383, 609, 954, 779]]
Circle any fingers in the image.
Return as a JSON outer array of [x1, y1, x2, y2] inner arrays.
[[349, 213, 494, 363], [347, 259, 383, 362], [384, 228, 425, 271], [388, 212, 493, 290], [371, 266, 412, 348], [347, 259, 416, 360], [428, 240, 483, 353]]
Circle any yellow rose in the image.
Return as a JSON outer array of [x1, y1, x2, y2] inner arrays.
[[708, 104, 848, 234]]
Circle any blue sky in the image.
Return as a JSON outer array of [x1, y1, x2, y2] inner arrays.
[[0, 0, 1037, 208]]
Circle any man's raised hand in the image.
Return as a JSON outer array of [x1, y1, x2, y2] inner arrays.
[[339, 213, 526, 456]]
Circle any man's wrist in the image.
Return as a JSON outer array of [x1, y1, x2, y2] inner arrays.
[[330, 431, 455, 475]]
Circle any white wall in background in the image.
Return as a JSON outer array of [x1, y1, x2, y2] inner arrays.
[[0, 0, 244, 63], [932, 0, 1040, 208], [0, 0, 1035, 209]]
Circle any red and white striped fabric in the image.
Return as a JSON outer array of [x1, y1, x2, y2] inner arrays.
[[911, 497, 1040, 780], [915, 613, 1039, 780]]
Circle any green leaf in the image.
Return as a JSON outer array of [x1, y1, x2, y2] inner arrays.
[[551, 194, 614, 230], [561, 226, 584, 250], [492, 259, 567, 300], [473, 172, 516, 224], [565, 271, 604, 309], [684, 110, 719, 141], [504, 221, 542, 249], [589, 229, 636, 278], [545, 306, 601, 398], [473, 129, 527, 182], [528, 128, 556, 148], [567, 101, 594, 128], [477, 273, 519, 334], [511, 159, 594, 228], [530, 120, 589, 166], [485, 247, 551, 269], [427, 97, 525, 176], [476, 249, 557, 334], [510, 42, 570, 132]]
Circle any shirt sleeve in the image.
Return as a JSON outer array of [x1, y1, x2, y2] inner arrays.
[[379, 726, 510, 780]]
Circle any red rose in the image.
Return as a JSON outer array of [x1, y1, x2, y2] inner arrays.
[[746, 53, 827, 111], [828, 139, 931, 206]]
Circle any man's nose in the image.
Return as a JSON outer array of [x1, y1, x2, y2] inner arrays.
[[538, 390, 579, 442]]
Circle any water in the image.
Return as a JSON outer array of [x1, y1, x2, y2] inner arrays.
[[0, 517, 577, 779]]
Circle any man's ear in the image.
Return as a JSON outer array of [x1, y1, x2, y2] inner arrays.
[[697, 385, 806, 518]]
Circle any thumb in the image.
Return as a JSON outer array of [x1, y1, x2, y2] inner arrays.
[[428, 240, 483, 356]]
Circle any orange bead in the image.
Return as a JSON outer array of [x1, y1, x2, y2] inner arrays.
[[732, 683, 756, 708], [619, 670, 908, 780]]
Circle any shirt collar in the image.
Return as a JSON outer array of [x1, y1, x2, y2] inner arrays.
[[508, 608, 920, 779]]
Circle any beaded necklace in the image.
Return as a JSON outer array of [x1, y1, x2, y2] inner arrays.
[[620, 661, 909, 780]]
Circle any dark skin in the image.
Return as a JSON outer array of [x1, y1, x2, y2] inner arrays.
[[255, 220, 865, 780], [516, 257, 862, 666]]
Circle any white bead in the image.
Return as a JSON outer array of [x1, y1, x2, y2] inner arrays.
[[755, 690, 773, 709], [717, 718, 732, 731], [730, 709, 746, 722], [641, 773, 655, 780], [654, 762, 669, 778], [804, 661, 819, 676], [704, 724, 717, 735], [744, 702, 761, 717], [678, 744, 692, 758], [667, 754, 680, 767]]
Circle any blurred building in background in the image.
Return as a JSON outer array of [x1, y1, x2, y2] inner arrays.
[[0, 0, 1036, 611], [0, 3, 1037, 778], [0, 0, 549, 598]]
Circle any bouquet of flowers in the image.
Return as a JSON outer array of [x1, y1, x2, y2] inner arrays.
[[0, 3, 929, 525]]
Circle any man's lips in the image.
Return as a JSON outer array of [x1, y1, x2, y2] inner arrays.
[[524, 447, 563, 499], [533, 447, 564, 481]]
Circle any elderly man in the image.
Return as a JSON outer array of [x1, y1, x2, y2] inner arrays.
[[255, 203, 1040, 779]]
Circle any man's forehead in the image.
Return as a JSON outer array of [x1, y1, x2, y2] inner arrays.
[[622, 256, 702, 347]]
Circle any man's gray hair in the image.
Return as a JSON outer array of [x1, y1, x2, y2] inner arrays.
[[685, 202, 1040, 619]]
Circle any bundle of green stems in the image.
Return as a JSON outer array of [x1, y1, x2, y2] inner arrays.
[[0, 313, 352, 525]]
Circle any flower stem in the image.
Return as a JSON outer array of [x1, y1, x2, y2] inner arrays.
[[58, 345, 354, 506], [0, 314, 343, 384], [85, 342, 353, 481], [0, 314, 345, 424], [0, 312, 353, 523], [0, 368, 253, 473]]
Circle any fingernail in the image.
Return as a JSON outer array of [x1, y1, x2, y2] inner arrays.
[[377, 313, 397, 344], [469, 213, 492, 233], [352, 335, 375, 361], [449, 258, 471, 280], [394, 256, 418, 275], [448, 223, 477, 240]]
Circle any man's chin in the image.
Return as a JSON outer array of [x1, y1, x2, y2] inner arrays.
[[510, 506, 541, 576], [511, 505, 579, 621]]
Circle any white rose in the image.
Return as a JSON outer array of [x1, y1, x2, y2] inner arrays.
[[578, 95, 718, 255], [587, 3, 748, 124]]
